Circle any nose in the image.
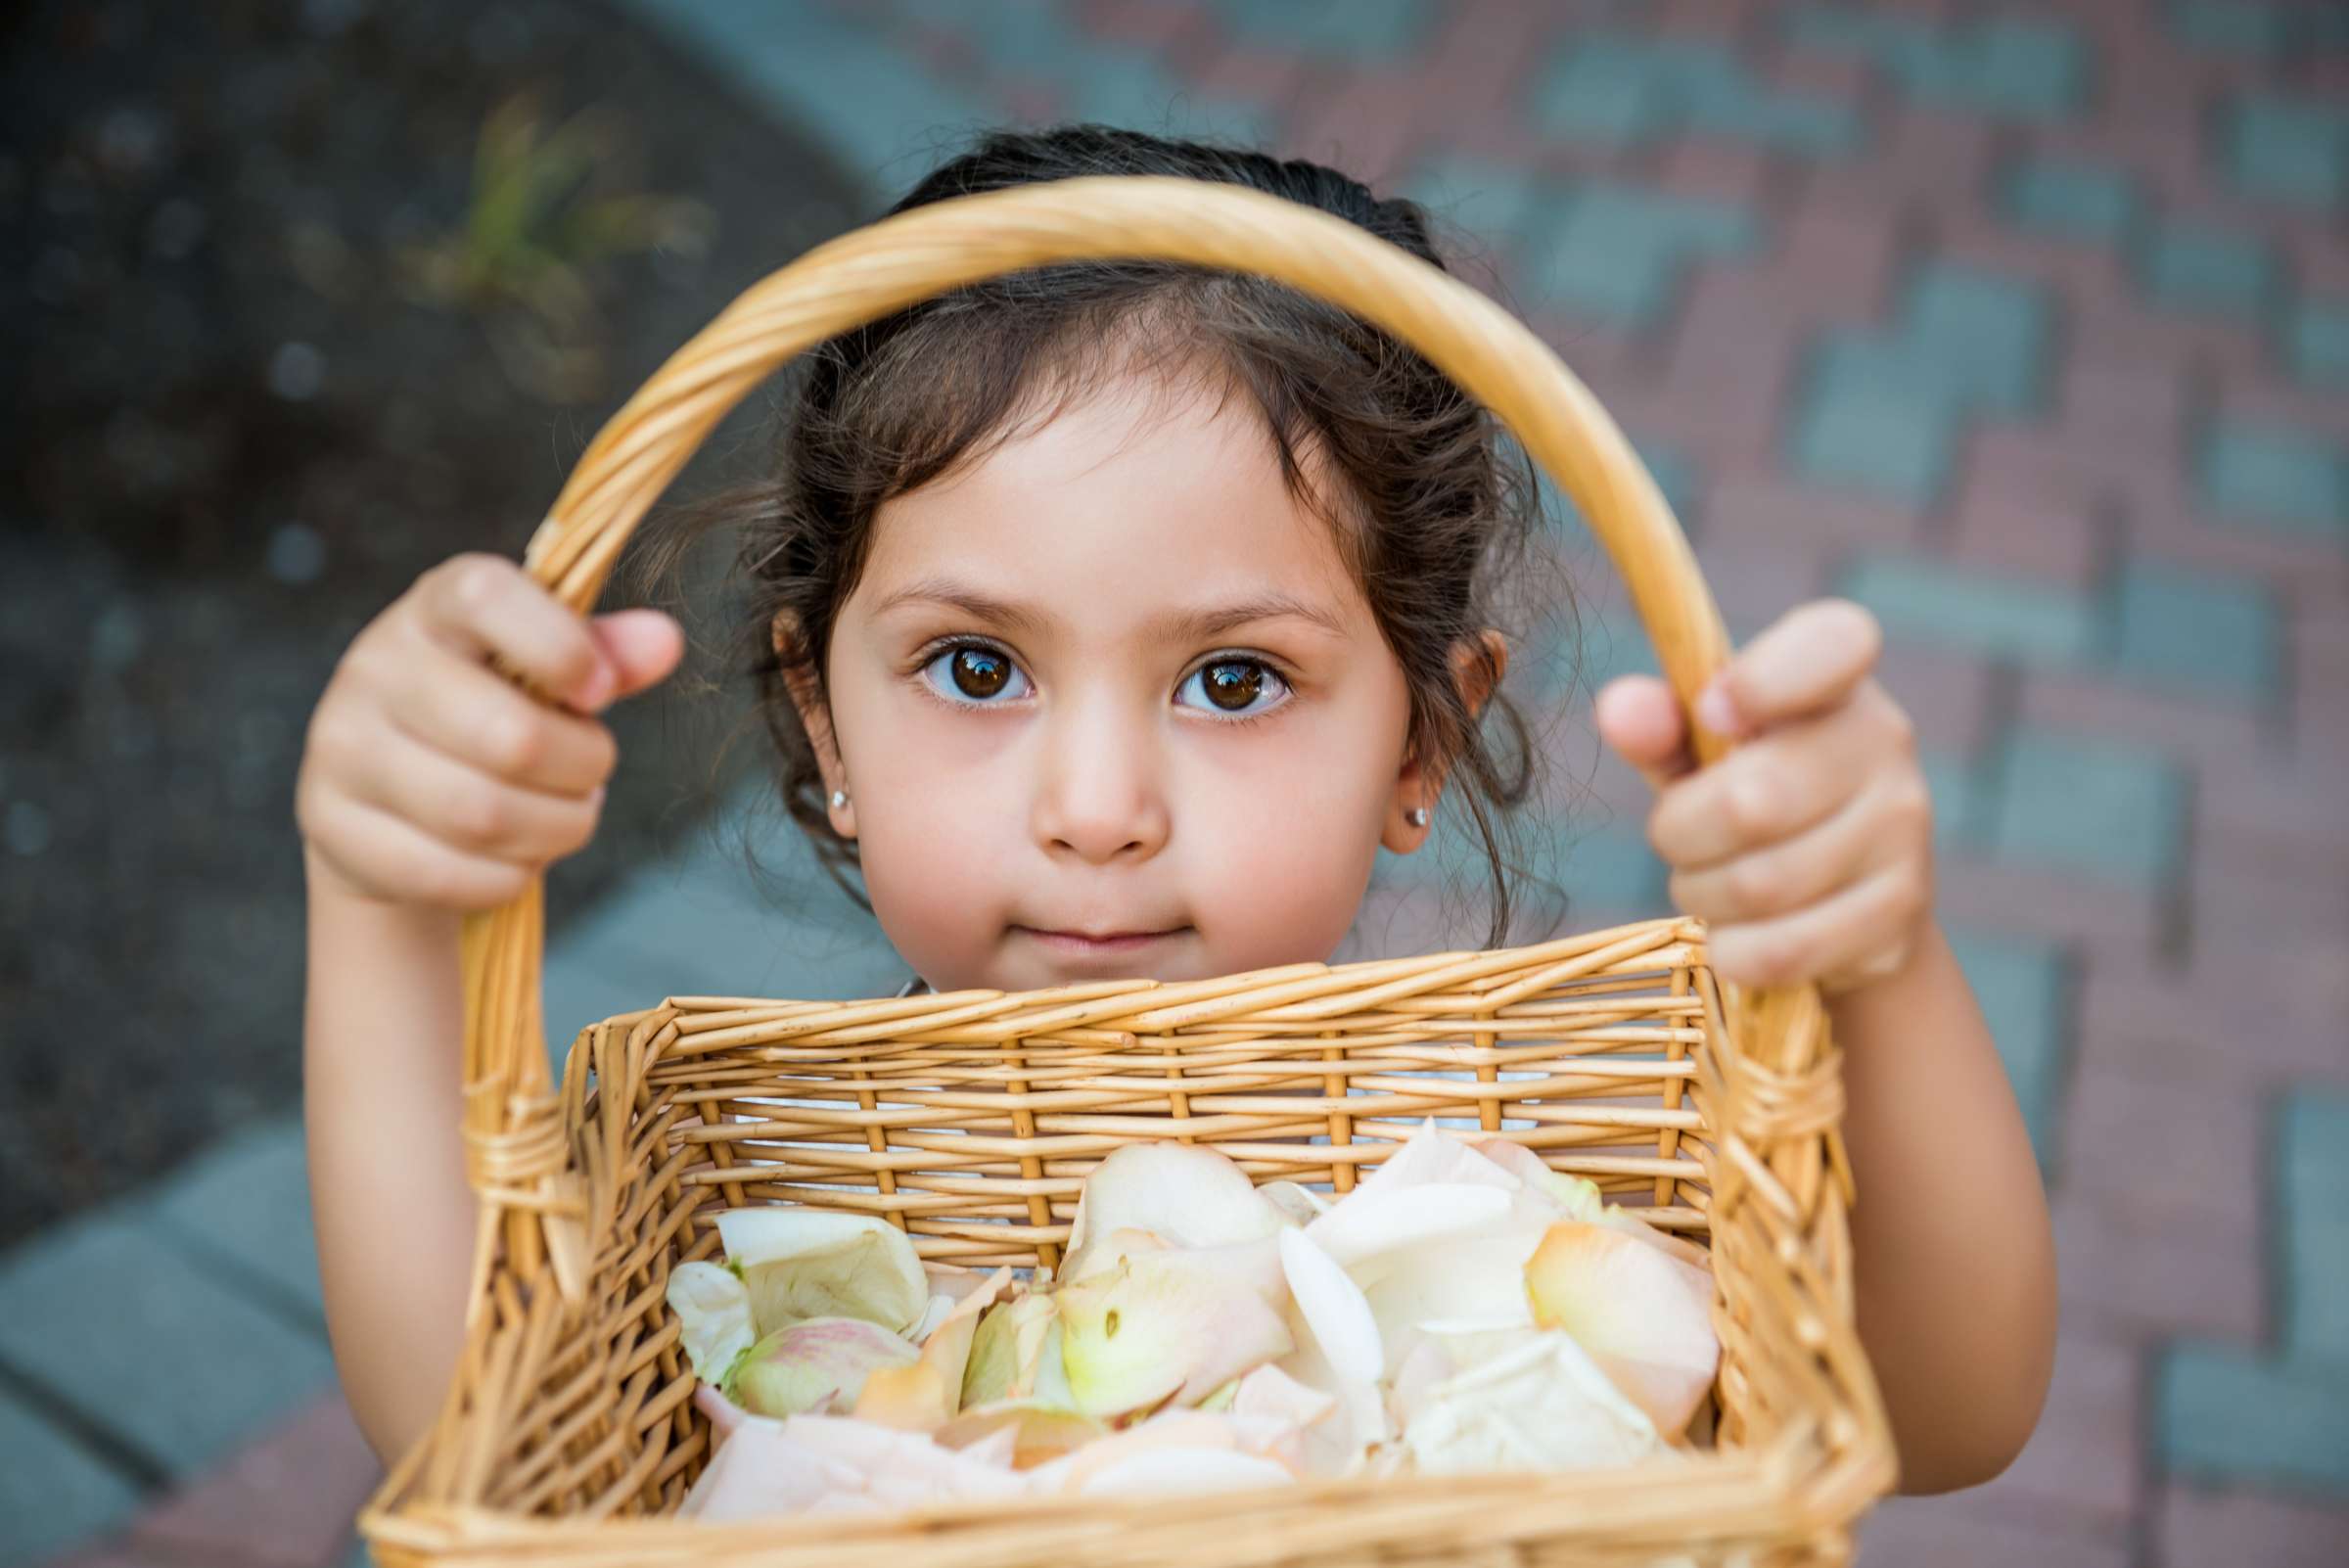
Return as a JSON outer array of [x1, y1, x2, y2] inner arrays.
[[1029, 691, 1172, 866]]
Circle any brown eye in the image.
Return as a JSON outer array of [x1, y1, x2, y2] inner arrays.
[[949, 647, 1011, 699], [1199, 660, 1264, 712]]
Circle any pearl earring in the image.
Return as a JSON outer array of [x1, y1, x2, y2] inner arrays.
[[830, 790, 850, 810], [1405, 807, 1429, 828]]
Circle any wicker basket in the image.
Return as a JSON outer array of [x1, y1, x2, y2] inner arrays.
[[357, 176, 1896, 1567]]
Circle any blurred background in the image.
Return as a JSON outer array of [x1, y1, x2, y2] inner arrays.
[[1, 0, 2343, 1563]]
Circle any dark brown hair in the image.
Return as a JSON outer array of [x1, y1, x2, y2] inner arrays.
[[634, 125, 1556, 947]]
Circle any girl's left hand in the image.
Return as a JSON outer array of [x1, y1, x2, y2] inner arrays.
[[1594, 600, 1934, 993]]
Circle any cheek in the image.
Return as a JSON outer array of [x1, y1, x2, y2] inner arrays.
[[848, 756, 1023, 988], [1179, 707, 1401, 972], [824, 669, 1024, 988]]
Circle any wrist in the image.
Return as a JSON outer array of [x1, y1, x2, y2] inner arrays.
[[303, 843, 462, 936], [1824, 917, 1950, 1025]]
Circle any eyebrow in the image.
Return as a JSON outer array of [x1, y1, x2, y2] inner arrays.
[[873, 576, 1353, 644]]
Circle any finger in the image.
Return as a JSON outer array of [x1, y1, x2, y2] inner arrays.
[[1668, 770, 1931, 925], [1701, 599, 1881, 738], [344, 723, 603, 866], [299, 786, 535, 911], [1593, 674, 1694, 791], [1650, 688, 1905, 868], [415, 553, 618, 713], [1703, 861, 1930, 991], [588, 609, 685, 703], [377, 627, 619, 795]]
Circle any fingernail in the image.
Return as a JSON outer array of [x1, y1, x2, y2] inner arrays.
[[1696, 679, 1741, 737]]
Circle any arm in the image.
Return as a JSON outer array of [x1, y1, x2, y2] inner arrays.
[[1596, 601, 2057, 1494], [295, 553, 682, 1464], [302, 868, 477, 1463], [1830, 921, 2057, 1493]]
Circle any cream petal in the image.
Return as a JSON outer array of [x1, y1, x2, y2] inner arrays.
[[1302, 1181, 1516, 1269], [1526, 1222, 1719, 1435], [714, 1209, 930, 1337], [1064, 1143, 1281, 1274], [1259, 1180, 1332, 1225], [1277, 1227, 1382, 1385], [1356, 1121, 1525, 1197], [1399, 1330, 1661, 1476], [1357, 1229, 1543, 1375], [666, 1261, 757, 1384], [960, 1291, 1060, 1408], [1476, 1140, 1712, 1269]]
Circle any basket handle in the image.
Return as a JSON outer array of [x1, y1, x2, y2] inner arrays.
[[458, 174, 1798, 1233]]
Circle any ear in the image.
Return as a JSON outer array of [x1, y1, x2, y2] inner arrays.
[[774, 609, 856, 840], [1383, 630, 1509, 853]]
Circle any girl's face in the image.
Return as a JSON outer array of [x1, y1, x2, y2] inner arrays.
[[798, 372, 1440, 993]]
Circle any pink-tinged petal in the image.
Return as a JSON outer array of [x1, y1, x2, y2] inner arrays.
[[676, 1416, 832, 1520], [1056, 1252, 1292, 1417], [935, 1401, 1108, 1468], [855, 1267, 1014, 1430], [693, 1381, 752, 1442], [726, 1316, 918, 1419], [1526, 1222, 1720, 1436], [1228, 1361, 1338, 1429], [1070, 1446, 1297, 1498]]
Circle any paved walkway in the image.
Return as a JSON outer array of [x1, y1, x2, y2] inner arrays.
[[7, 1, 2344, 1563]]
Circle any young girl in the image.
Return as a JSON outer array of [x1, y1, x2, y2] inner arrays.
[[298, 126, 2055, 1496]]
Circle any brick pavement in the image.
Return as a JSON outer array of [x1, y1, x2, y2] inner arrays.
[[10, 1, 2344, 1562]]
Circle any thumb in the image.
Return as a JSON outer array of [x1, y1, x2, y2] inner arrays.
[[1593, 674, 1695, 792], [583, 609, 684, 707]]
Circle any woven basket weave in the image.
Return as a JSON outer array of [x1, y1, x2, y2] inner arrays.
[[357, 176, 1896, 1567]]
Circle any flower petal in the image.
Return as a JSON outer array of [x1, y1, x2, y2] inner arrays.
[[1356, 1121, 1524, 1197], [961, 1292, 1062, 1408], [1063, 1144, 1282, 1281], [935, 1400, 1108, 1468], [1399, 1329, 1661, 1475], [1056, 1251, 1292, 1417], [714, 1209, 930, 1337], [666, 1261, 757, 1384], [1070, 1446, 1297, 1498], [1259, 1180, 1331, 1225], [725, 1315, 920, 1419], [1302, 1180, 1516, 1270], [855, 1267, 1014, 1430], [1357, 1229, 1543, 1375], [1277, 1227, 1382, 1385], [1526, 1222, 1720, 1435], [1474, 1140, 1713, 1270]]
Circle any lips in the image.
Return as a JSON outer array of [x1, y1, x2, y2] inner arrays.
[[1014, 926, 1189, 955]]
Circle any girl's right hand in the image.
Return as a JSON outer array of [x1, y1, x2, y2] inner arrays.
[[296, 552, 685, 912]]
